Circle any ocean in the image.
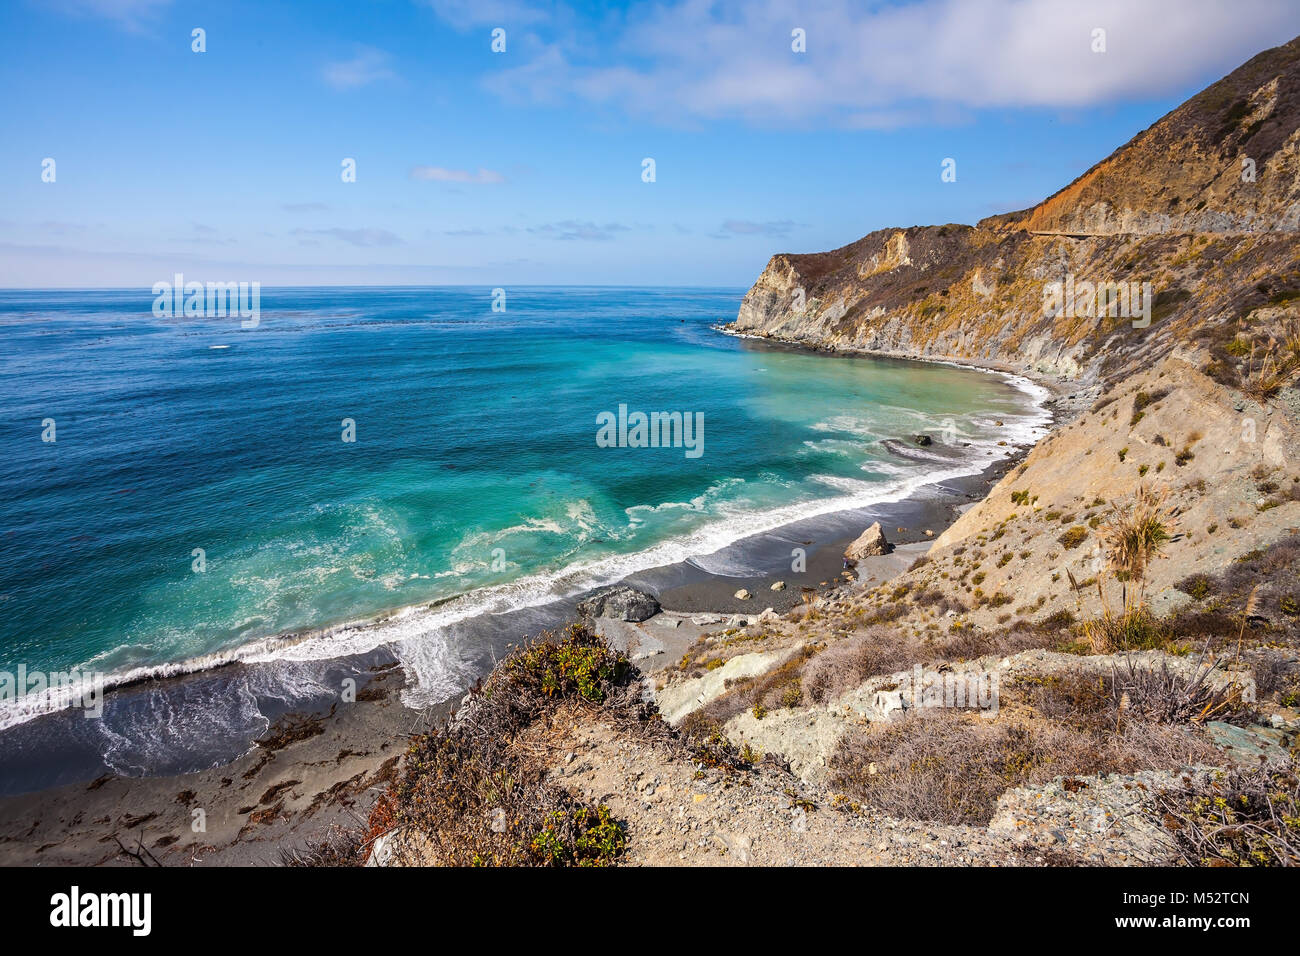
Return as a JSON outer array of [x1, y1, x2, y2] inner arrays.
[[0, 286, 1048, 784]]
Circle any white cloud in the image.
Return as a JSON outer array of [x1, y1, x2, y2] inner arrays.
[[481, 0, 1300, 123], [322, 47, 397, 90], [410, 166, 507, 184]]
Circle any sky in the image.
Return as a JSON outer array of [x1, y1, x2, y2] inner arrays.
[[2, 0, 1299, 288]]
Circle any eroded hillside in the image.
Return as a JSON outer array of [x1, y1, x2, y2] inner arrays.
[[728, 36, 1300, 387]]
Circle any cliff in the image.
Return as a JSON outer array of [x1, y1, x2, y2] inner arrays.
[[728, 36, 1300, 387]]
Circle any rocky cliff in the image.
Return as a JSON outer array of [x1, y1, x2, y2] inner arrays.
[[728, 36, 1300, 388]]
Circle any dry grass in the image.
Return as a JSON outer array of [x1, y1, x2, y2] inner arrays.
[[829, 667, 1225, 826], [1096, 485, 1173, 592], [1166, 533, 1300, 657], [685, 644, 819, 725], [800, 625, 1057, 706], [280, 822, 368, 867], [1075, 485, 1176, 653], [1240, 319, 1300, 400], [802, 628, 923, 705]]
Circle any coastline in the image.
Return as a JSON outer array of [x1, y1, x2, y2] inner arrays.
[[0, 338, 1057, 739], [0, 419, 1046, 863], [713, 321, 1098, 416], [0, 334, 1061, 862], [0, 333, 1059, 735]]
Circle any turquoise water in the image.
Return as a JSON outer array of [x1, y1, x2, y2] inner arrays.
[[0, 287, 1047, 728]]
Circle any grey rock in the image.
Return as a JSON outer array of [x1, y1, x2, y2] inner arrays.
[[1205, 721, 1295, 767], [691, 613, 727, 626], [576, 585, 661, 622]]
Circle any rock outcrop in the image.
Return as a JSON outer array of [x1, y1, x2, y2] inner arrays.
[[576, 586, 660, 622], [725, 36, 1300, 388]]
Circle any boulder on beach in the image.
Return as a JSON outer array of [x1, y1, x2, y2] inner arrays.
[[912, 434, 933, 446], [845, 521, 891, 559], [770, 580, 786, 591], [576, 585, 660, 622], [734, 588, 752, 601]]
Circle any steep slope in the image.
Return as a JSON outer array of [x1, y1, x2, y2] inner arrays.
[[677, 36, 1300, 861], [728, 36, 1300, 387], [990, 36, 1300, 237]]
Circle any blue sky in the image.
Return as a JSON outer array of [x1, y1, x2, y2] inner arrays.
[[2, 0, 1299, 287]]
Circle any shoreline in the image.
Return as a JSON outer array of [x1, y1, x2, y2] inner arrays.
[[0, 431, 1040, 864], [712, 322, 1098, 414], [0, 338, 1056, 814], [0, 336, 1058, 740], [0, 330, 1057, 861]]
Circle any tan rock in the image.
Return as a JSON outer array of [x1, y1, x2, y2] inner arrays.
[[845, 522, 890, 559]]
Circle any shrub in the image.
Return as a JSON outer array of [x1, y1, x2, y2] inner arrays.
[[1107, 654, 1254, 726], [1059, 526, 1088, 549], [508, 630, 629, 702], [913, 587, 967, 615], [1098, 486, 1172, 587], [531, 805, 627, 867], [1038, 609, 1075, 629], [1177, 573, 1213, 601], [1080, 605, 1172, 653], [692, 645, 816, 724], [1154, 767, 1300, 866], [1130, 388, 1169, 426], [802, 629, 911, 703], [379, 624, 647, 866]]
